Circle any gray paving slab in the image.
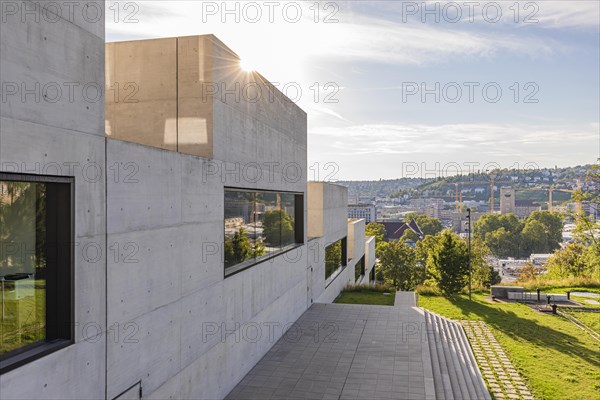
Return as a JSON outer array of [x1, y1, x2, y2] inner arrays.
[[225, 303, 433, 400], [394, 291, 417, 307]]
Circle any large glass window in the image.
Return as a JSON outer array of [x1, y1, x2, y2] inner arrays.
[[224, 188, 303, 276], [325, 238, 347, 284], [355, 255, 365, 282], [0, 174, 72, 372]]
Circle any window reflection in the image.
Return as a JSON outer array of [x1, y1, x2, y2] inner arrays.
[[256, 192, 279, 256], [224, 189, 301, 275], [325, 237, 347, 283], [224, 191, 258, 269], [0, 181, 46, 356]]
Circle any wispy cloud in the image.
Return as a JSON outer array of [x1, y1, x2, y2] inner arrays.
[[310, 122, 599, 157]]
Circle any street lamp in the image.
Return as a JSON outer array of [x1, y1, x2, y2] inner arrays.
[[467, 208, 472, 300]]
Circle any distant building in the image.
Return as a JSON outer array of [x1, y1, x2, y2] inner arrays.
[[515, 200, 542, 219], [500, 187, 516, 214], [529, 254, 552, 266], [348, 204, 376, 223], [381, 219, 424, 241]]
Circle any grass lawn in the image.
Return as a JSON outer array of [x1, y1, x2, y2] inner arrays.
[[419, 292, 600, 400], [335, 290, 395, 306], [562, 310, 600, 334]]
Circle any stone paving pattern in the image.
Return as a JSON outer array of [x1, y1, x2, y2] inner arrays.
[[461, 321, 534, 400], [226, 303, 435, 400]]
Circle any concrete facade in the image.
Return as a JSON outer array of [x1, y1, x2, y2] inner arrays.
[[500, 187, 516, 215], [307, 183, 375, 303], [106, 35, 308, 400], [0, 12, 374, 399], [0, 2, 106, 399]]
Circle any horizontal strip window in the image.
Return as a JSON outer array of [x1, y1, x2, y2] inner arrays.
[[224, 188, 304, 277], [355, 255, 365, 282], [0, 173, 73, 374], [325, 237, 347, 286]]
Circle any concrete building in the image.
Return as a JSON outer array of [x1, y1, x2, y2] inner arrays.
[[500, 187, 516, 214], [348, 203, 376, 223], [515, 200, 542, 219], [0, 3, 107, 398], [0, 13, 375, 398], [307, 183, 376, 303]]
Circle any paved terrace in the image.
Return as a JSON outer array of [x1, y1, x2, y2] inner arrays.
[[225, 303, 435, 400]]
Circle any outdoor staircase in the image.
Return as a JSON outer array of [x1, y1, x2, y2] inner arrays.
[[424, 310, 491, 400]]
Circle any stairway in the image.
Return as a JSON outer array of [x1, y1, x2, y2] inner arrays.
[[424, 311, 491, 400]]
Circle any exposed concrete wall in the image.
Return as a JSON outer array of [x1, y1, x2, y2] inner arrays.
[[365, 236, 376, 279], [348, 219, 366, 263], [104, 35, 307, 399], [307, 182, 324, 238], [106, 138, 307, 399], [307, 183, 358, 303], [0, 1, 106, 398], [106, 34, 307, 168]]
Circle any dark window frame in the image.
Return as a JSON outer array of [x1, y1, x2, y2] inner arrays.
[[223, 187, 304, 278], [0, 173, 74, 374]]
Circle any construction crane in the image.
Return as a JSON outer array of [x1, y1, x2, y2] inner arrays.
[[453, 180, 496, 214], [514, 179, 582, 214]]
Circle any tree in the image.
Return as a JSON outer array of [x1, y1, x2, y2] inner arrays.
[[484, 227, 518, 258], [404, 213, 443, 237], [365, 222, 386, 243], [474, 213, 523, 257], [379, 240, 423, 291], [469, 238, 496, 288], [366, 222, 387, 255], [429, 231, 469, 295], [325, 240, 342, 279], [517, 262, 540, 283], [526, 211, 563, 251], [521, 219, 549, 254], [262, 209, 294, 246], [474, 214, 521, 242], [224, 228, 265, 267], [545, 243, 591, 278]]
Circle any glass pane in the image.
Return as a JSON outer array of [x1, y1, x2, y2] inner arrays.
[[224, 190, 257, 271], [0, 181, 46, 356], [325, 240, 342, 280], [256, 192, 280, 256], [280, 193, 296, 249]]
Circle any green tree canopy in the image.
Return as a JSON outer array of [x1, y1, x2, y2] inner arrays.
[[224, 228, 266, 267], [365, 222, 386, 243], [262, 209, 294, 247], [469, 238, 498, 288], [521, 219, 549, 254], [366, 222, 387, 256], [379, 240, 423, 291], [546, 243, 594, 279], [325, 240, 342, 279], [526, 211, 563, 251], [428, 231, 469, 295]]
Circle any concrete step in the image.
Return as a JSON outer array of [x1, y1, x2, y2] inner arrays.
[[442, 316, 478, 400], [435, 313, 463, 399], [450, 321, 491, 400], [425, 312, 445, 400], [431, 313, 454, 400], [424, 311, 492, 400]]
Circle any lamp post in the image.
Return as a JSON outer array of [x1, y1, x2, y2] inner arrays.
[[467, 208, 472, 300]]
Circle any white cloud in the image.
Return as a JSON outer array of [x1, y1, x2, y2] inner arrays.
[[107, 1, 566, 82], [309, 122, 599, 157]]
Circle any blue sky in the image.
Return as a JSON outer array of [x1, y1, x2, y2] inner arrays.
[[106, 1, 600, 180]]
